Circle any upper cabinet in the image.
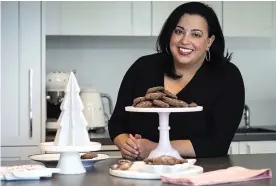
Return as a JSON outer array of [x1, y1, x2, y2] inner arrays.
[[223, 2, 274, 37], [152, 1, 222, 36], [274, 2, 276, 34], [45, 1, 276, 37], [44, 1, 151, 36]]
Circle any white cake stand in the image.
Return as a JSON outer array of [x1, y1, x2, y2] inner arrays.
[[40, 142, 101, 175], [125, 106, 203, 159]]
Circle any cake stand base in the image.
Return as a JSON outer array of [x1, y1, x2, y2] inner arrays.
[[40, 142, 102, 175], [147, 112, 182, 159], [125, 106, 203, 160], [57, 151, 86, 174], [148, 147, 182, 160]]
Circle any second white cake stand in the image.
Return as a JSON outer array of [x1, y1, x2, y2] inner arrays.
[[125, 106, 203, 159], [40, 142, 101, 175]]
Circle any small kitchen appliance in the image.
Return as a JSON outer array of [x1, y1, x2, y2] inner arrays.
[[80, 88, 113, 131], [46, 70, 75, 130], [46, 70, 113, 132]]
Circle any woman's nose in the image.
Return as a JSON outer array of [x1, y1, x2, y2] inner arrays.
[[180, 34, 190, 44]]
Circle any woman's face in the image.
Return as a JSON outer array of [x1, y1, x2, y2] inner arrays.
[[169, 14, 215, 66]]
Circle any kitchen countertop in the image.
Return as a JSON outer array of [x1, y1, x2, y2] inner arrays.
[[1, 154, 275, 186], [46, 126, 276, 146]]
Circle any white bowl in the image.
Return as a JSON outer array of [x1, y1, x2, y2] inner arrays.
[[29, 153, 109, 168]]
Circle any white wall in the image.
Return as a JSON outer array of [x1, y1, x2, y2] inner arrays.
[[46, 36, 276, 127]]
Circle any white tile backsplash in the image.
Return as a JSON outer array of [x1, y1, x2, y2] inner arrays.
[[46, 36, 276, 127]]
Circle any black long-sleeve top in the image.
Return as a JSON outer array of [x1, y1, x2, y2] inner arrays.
[[108, 53, 245, 158]]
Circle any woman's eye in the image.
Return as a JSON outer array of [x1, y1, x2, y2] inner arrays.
[[174, 29, 183, 35], [192, 33, 201, 37]]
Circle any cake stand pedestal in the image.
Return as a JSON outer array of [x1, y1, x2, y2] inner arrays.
[[40, 142, 101, 174], [125, 106, 203, 159]]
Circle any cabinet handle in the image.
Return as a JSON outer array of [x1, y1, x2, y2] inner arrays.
[[29, 69, 33, 138], [246, 144, 251, 154], [229, 146, 232, 154]]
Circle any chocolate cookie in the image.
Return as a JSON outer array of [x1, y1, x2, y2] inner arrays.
[[162, 89, 178, 99], [133, 97, 146, 106], [136, 101, 153, 108], [152, 100, 170, 108], [145, 92, 165, 100], [144, 155, 187, 165], [146, 86, 164, 94], [162, 96, 188, 107], [80, 152, 98, 159], [188, 102, 198, 107]]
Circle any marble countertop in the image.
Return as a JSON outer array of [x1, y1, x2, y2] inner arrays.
[[1, 154, 275, 186]]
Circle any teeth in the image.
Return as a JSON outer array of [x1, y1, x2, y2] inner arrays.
[[180, 48, 192, 53]]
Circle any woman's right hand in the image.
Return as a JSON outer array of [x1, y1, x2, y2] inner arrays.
[[120, 134, 141, 160]]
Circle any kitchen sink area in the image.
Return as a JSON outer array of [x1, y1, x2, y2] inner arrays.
[[234, 126, 276, 141], [236, 127, 276, 134], [232, 104, 276, 141]]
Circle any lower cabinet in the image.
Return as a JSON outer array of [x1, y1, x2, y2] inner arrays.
[[228, 142, 240, 155], [1, 146, 41, 161], [239, 141, 276, 154], [229, 141, 276, 155]]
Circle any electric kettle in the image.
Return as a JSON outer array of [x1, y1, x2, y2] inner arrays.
[[80, 88, 113, 131]]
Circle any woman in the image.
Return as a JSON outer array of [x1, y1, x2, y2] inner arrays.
[[108, 2, 245, 159]]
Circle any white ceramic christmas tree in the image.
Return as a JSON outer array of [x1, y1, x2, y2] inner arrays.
[[40, 72, 101, 175], [54, 72, 90, 146]]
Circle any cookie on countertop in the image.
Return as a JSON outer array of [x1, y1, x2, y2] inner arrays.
[[80, 152, 98, 159]]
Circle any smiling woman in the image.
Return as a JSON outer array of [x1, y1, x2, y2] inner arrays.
[[108, 2, 245, 160]]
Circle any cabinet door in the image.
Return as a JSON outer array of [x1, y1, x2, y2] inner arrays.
[[228, 142, 239, 155], [223, 2, 273, 37], [152, 1, 222, 36], [132, 1, 151, 36], [44, 2, 150, 36], [61, 2, 132, 36], [1, 2, 42, 146], [44, 1, 60, 35], [274, 2, 276, 33], [1, 146, 41, 161], [239, 141, 276, 154]]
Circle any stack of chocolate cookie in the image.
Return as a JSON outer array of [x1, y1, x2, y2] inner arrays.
[[132, 86, 197, 108]]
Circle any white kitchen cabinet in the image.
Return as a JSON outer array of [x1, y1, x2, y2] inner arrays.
[[1, 146, 41, 161], [132, 1, 151, 36], [0, 2, 1, 136], [223, 2, 274, 37], [274, 2, 276, 33], [151, 1, 222, 36], [1, 2, 43, 146], [239, 141, 276, 154], [44, 1, 151, 36], [228, 142, 239, 155]]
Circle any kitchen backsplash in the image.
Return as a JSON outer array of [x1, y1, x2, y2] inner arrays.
[[46, 36, 276, 127]]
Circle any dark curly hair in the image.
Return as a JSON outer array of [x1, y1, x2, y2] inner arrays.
[[155, 2, 232, 79]]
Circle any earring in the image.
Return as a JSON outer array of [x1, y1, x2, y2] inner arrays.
[[166, 45, 171, 55], [205, 49, 210, 61]]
